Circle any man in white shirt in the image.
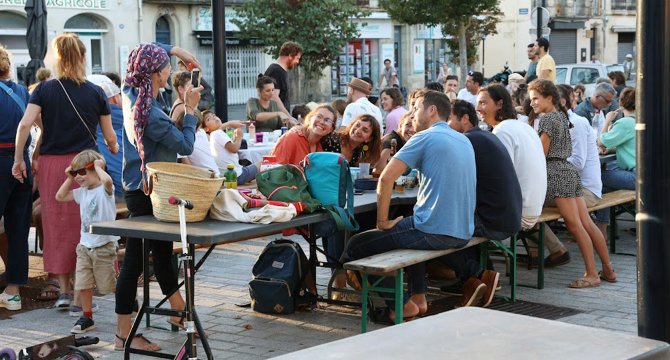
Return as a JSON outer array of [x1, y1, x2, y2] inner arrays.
[[341, 77, 383, 134], [457, 71, 483, 107], [377, 58, 400, 88]]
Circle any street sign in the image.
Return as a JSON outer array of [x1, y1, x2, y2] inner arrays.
[[519, 8, 529, 15], [530, 7, 550, 28]]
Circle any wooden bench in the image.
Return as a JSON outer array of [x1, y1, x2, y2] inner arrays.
[[519, 189, 636, 289], [343, 237, 493, 333]]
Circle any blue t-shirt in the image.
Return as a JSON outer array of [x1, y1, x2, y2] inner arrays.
[[465, 127, 522, 234], [30, 78, 110, 154], [0, 79, 30, 145], [97, 104, 124, 198], [395, 121, 476, 239]]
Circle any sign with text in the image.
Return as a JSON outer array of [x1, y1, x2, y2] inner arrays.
[[0, 0, 108, 10]]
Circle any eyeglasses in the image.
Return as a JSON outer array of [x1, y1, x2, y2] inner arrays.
[[69, 162, 94, 177], [597, 94, 614, 105], [314, 113, 335, 126]]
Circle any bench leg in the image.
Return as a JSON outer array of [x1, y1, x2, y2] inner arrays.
[[489, 237, 517, 303], [394, 269, 404, 325], [361, 273, 369, 333], [538, 224, 545, 289], [609, 206, 617, 254]]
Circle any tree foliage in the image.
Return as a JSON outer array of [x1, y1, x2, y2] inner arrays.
[[232, 0, 369, 100], [379, 0, 501, 86]]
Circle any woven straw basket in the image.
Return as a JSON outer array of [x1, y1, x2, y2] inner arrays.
[[146, 162, 223, 222]]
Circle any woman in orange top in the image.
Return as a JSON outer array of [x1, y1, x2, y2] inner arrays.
[[270, 104, 337, 165]]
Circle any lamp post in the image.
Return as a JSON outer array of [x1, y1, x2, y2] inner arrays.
[[481, 35, 486, 77]]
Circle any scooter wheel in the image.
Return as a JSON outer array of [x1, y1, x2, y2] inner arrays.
[[0, 348, 16, 360]]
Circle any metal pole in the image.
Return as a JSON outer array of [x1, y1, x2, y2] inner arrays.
[[212, 0, 228, 121], [536, 0, 542, 39], [637, 0, 670, 343]]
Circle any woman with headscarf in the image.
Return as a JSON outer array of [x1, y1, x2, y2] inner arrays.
[[13, 33, 118, 310], [0, 45, 32, 311], [114, 42, 202, 351]]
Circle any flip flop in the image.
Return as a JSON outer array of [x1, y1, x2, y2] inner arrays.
[[599, 270, 618, 283], [167, 317, 208, 338], [568, 278, 601, 289], [114, 333, 161, 351]]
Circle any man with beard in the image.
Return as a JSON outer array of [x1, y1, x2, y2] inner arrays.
[[457, 71, 483, 107], [264, 41, 302, 112], [525, 43, 539, 82], [533, 37, 556, 82]]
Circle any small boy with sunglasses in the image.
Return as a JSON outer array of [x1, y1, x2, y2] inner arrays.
[[56, 149, 118, 334]]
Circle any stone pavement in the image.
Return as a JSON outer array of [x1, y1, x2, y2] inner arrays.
[[0, 215, 639, 358]]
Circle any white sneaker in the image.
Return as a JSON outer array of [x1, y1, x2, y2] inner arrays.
[[0, 291, 22, 311]]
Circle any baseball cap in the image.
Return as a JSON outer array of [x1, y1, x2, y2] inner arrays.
[[508, 73, 524, 81], [625, 54, 633, 59], [88, 74, 121, 99]]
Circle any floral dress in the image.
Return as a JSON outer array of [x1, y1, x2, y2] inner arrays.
[[538, 111, 582, 202], [320, 133, 363, 166]]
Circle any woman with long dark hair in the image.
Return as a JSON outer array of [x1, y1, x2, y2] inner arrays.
[[528, 79, 615, 288]]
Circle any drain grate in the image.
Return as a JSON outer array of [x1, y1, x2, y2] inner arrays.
[[425, 296, 581, 321]]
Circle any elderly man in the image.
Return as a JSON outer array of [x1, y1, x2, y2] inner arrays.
[[574, 82, 617, 126], [623, 54, 635, 80], [341, 77, 383, 133], [341, 91, 499, 322], [264, 41, 302, 112]]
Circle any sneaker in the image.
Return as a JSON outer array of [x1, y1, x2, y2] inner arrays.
[[71, 316, 95, 334], [479, 270, 500, 308], [460, 277, 487, 307], [0, 291, 22, 311], [55, 293, 72, 309], [69, 303, 100, 317]]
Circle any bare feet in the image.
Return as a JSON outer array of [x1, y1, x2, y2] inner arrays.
[[388, 299, 420, 321], [568, 276, 601, 289], [409, 294, 428, 315]]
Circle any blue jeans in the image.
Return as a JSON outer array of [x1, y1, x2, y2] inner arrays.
[[0, 150, 32, 286], [312, 218, 344, 267], [340, 217, 476, 307], [595, 161, 635, 223]]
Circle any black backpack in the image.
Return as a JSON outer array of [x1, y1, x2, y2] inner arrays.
[[249, 239, 316, 314]]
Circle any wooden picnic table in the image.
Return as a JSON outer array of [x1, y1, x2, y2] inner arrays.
[[270, 307, 670, 360]]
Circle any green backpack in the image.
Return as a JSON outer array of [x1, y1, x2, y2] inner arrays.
[[256, 164, 321, 213]]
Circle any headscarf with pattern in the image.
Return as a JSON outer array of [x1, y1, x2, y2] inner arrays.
[[123, 43, 169, 172]]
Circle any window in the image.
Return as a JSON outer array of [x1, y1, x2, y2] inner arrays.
[[570, 67, 600, 85], [64, 14, 107, 75], [612, 0, 635, 10], [555, 67, 567, 84], [155, 16, 171, 45]]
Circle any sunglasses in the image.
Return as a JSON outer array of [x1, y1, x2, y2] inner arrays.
[[69, 162, 94, 177]]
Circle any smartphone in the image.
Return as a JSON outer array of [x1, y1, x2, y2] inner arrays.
[[191, 69, 200, 88]]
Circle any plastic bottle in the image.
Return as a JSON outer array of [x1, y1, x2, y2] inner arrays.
[[223, 164, 238, 189], [248, 122, 256, 144]]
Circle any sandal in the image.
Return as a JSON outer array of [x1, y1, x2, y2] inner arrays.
[[599, 263, 617, 283], [167, 317, 208, 338], [568, 278, 601, 289], [36, 281, 60, 301], [114, 333, 161, 351]]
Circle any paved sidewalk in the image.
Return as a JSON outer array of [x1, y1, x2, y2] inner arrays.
[[0, 217, 639, 358]]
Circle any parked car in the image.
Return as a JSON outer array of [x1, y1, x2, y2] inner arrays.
[[555, 63, 635, 97]]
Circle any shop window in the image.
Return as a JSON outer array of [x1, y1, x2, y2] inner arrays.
[[64, 14, 107, 75], [332, 39, 374, 96]]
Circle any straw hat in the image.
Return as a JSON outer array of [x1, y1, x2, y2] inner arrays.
[[348, 77, 372, 95]]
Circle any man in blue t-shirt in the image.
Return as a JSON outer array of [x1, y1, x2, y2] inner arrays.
[[341, 91, 499, 322]]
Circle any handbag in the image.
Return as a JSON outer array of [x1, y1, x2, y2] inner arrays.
[[56, 79, 97, 144]]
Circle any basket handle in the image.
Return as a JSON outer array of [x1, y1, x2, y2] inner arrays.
[[143, 171, 155, 196]]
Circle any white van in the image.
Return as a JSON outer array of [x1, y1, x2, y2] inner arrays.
[[554, 63, 631, 97]]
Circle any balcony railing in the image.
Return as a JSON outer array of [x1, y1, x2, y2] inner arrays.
[[547, 0, 594, 18], [611, 0, 636, 11]]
